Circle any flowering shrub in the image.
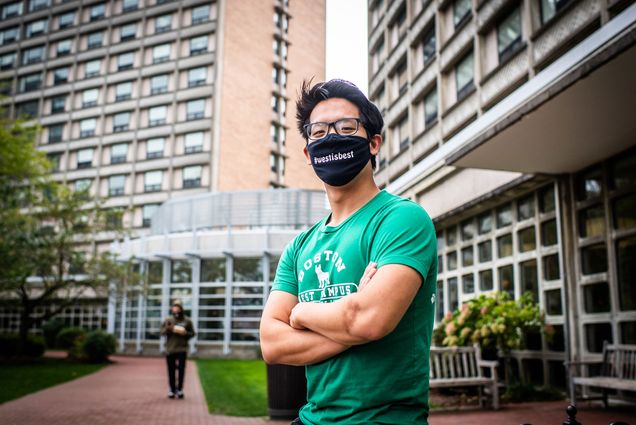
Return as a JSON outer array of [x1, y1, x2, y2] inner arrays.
[[433, 291, 549, 352]]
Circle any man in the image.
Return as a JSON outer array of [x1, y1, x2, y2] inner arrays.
[[160, 301, 196, 399], [260, 79, 438, 424]]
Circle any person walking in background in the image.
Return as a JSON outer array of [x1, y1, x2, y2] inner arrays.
[[160, 302, 196, 399]]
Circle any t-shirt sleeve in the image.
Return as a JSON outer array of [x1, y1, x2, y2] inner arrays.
[[370, 201, 437, 282], [271, 238, 299, 296]]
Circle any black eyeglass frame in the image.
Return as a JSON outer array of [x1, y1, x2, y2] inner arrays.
[[303, 117, 364, 141]]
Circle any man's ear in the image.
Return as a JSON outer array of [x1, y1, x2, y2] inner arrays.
[[303, 144, 312, 165], [369, 134, 382, 156]]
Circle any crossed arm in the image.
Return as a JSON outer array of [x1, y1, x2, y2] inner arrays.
[[260, 263, 422, 365]]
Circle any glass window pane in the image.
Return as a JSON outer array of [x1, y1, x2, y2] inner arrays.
[[453, 0, 471, 26], [171, 260, 192, 283], [497, 234, 512, 258], [620, 321, 636, 344], [496, 204, 512, 228], [233, 258, 263, 282], [545, 289, 562, 315], [455, 51, 474, 95], [518, 226, 536, 252], [575, 167, 602, 201], [539, 185, 555, 213], [446, 226, 457, 246], [613, 194, 636, 230], [578, 205, 605, 238], [148, 261, 162, 283], [448, 277, 458, 312], [497, 7, 521, 56], [462, 274, 474, 294], [520, 260, 538, 302], [616, 236, 636, 311], [547, 326, 565, 353], [201, 259, 226, 282], [543, 254, 560, 281], [478, 240, 492, 263], [517, 194, 535, 221], [479, 269, 493, 291], [583, 282, 610, 313], [436, 280, 444, 321], [585, 323, 612, 353], [541, 219, 558, 246], [611, 151, 636, 190], [447, 251, 457, 271], [461, 219, 475, 241], [581, 243, 607, 275], [145, 170, 162, 185], [478, 212, 492, 234], [461, 246, 473, 267], [498, 265, 514, 298]]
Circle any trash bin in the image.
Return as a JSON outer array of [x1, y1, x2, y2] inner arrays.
[[266, 364, 307, 419]]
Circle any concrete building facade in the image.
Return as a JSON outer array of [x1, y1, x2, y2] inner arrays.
[[368, 0, 635, 388]]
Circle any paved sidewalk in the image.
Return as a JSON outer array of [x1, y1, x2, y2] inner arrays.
[[0, 355, 288, 425]]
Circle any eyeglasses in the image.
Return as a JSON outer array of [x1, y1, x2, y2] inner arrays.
[[303, 117, 362, 141]]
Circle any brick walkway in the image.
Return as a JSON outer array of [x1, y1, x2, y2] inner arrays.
[[1, 354, 634, 425]]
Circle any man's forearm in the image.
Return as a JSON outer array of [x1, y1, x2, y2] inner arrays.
[[260, 316, 349, 366]]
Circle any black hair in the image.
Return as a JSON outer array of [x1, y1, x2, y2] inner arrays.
[[296, 78, 383, 169]]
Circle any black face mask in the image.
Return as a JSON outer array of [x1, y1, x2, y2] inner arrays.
[[173, 311, 183, 319], [306, 134, 371, 187]]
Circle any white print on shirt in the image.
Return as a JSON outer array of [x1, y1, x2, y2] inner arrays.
[[315, 264, 330, 288], [297, 249, 347, 283], [297, 249, 355, 303]]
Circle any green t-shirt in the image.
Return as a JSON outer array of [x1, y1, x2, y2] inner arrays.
[[272, 190, 438, 425]]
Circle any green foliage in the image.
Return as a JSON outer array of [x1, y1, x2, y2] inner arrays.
[[42, 318, 66, 348], [433, 291, 546, 352], [502, 383, 565, 403], [0, 333, 45, 358], [0, 357, 104, 404], [55, 327, 87, 351], [80, 330, 115, 363], [197, 359, 268, 417]]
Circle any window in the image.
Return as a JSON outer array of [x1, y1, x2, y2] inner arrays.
[[19, 73, 41, 92], [115, 81, 132, 101], [109, 175, 125, 196], [80, 118, 97, 137], [498, 264, 514, 298], [90, 4, 105, 21], [184, 132, 203, 153], [48, 154, 61, 171], [118, 52, 134, 70], [26, 19, 47, 37], [397, 62, 408, 95], [144, 170, 163, 192], [150, 74, 169, 94], [85, 60, 101, 78], [543, 254, 560, 281], [616, 236, 636, 311], [497, 7, 522, 63], [392, 115, 409, 154], [613, 194, 636, 230], [541, 0, 572, 24], [496, 203, 512, 227], [542, 219, 558, 246], [497, 234, 513, 258], [371, 40, 385, 75], [188, 67, 207, 87], [461, 221, 475, 242], [110, 143, 127, 164], [113, 112, 130, 132], [16, 100, 39, 119], [22, 45, 44, 65], [82, 89, 99, 107], [122, 0, 138, 12], [191, 4, 210, 24], [148, 106, 167, 126], [142, 204, 159, 227], [28, 0, 49, 12], [421, 24, 436, 66], [455, 51, 474, 100], [461, 246, 473, 266], [153, 44, 171, 63], [146, 138, 164, 159], [0, 52, 16, 70], [424, 87, 438, 127], [579, 205, 605, 237], [190, 36, 208, 55], [87, 31, 103, 49], [51, 95, 66, 114], [120, 23, 136, 41], [518, 227, 536, 252], [48, 124, 64, 143], [581, 243, 607, 275], [56, 39, 72, 56], [453, 0, 471, 28], [77, 148, 93, 169], [234, 258, 263, 282], [58, 11, 74, 29], [186, 99, 205, 120], [53, 67, 69, 84], [201, 258, 226, 282], [183, 166, 202, 188], [2, 2, 22, 19], [155, 15, 172, 33], [478, 240, 492, 262], [389, 6, 407, 48], [171, 260, 192, 283], [1, 27, 19, 45]]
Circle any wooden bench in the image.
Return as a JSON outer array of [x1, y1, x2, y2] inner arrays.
[[568, 342, 636, 407], [429, 344, 500, 409]]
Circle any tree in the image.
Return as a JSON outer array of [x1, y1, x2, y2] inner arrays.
[[0, 114, 137, 356]]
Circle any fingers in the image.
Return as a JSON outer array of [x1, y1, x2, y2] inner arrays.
[[358, 262, 377, 291]]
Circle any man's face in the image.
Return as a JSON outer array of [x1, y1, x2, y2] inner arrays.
[[171, 306, 182, 316], [306, 98, 368, 144]]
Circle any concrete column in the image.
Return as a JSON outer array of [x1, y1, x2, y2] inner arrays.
[[159, 259, 170, 353], [107, 282, 116, 334], [135, 262, 146, 354], [189, 256, 201, 354], [223, 253, 233, 355]]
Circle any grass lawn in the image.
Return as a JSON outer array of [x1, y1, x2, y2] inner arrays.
[[0, 356, 105, 404], [196, 359, 268, 417]]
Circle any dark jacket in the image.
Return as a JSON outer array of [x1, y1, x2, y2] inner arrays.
[[160, 315, 196, 354]]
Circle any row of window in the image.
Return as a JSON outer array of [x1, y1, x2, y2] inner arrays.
[[0, 34, 212, 75]]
